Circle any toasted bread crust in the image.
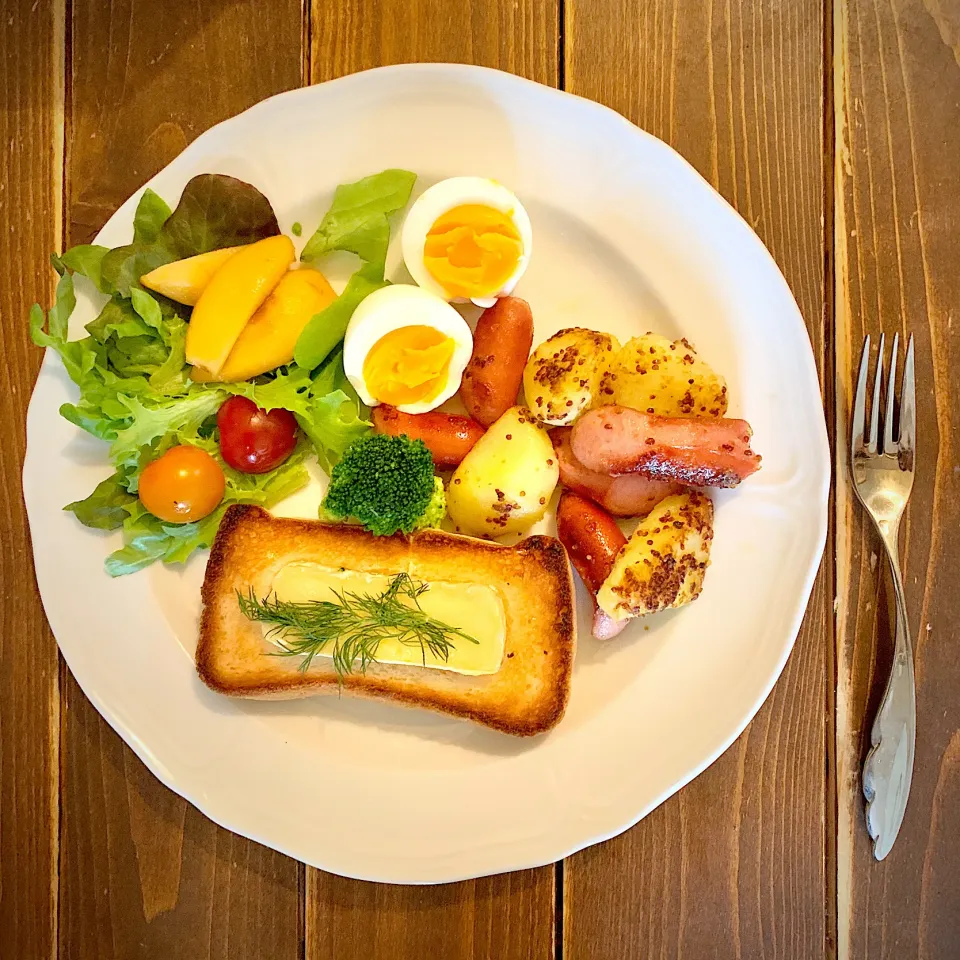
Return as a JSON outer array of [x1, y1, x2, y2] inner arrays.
[[197, 506, 575, 735]]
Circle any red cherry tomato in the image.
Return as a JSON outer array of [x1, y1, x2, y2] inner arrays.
[[217, 395, 298, 474], [139, 445, 225, 523]]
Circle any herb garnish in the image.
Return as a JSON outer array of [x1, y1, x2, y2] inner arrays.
[[238, 573, 479, 678]]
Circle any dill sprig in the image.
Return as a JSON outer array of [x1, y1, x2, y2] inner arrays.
[[237, 572, 479, 679]]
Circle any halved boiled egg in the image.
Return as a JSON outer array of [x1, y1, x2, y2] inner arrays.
[[343, 284, 473, 414], [401, 177, 532, 308]]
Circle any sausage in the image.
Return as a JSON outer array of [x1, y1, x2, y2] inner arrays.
[[460, 296, 534, 427], [570, 405, 762, 488], [556, 490, 628, 640], [551, 427, 682, 516], [557, 490, 626, 592], [372, 405, 484, 468]]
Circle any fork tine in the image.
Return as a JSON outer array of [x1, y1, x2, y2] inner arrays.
[[899, 335, 916, 457], [852, 334, 870, 454], [883, 332, 900, 454], [868, 333, 885, 454]]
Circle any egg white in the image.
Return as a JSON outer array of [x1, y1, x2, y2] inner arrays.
[[343, 284, 474, 415], [401, 177, 532, 307]]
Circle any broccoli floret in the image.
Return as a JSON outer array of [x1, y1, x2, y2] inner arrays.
[[413, 476, 446, 531], [322, 433, 440, 536]]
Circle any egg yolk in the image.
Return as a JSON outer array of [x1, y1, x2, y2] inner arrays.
[[422, 204, 523, 299], [362, 325, 456, 406]]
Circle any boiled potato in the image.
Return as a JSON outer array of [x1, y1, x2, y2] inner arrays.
[[447, 406, 559, 538], [523, 327, 619, 426], [597, 492, 714, 621], [609, 333, 727, 418]]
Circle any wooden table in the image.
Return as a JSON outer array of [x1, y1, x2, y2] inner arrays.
[[3, 1, 959, 957]]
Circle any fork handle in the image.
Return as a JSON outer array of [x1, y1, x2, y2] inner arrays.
[[862, 522, 916, 860]]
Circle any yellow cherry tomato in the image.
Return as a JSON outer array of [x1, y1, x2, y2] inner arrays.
[[138, 445, 225, 523]]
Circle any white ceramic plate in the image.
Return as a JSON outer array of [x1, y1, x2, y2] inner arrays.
[[24, 64, 829, 884]]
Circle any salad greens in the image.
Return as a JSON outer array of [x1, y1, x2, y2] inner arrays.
[[294, 169, 417, 370], [31, 169, 416, 576], [98, 176, 281, 298], [131, 188, 173, 244], [57, 244, 110, 292], [299, 169, 416, 264]]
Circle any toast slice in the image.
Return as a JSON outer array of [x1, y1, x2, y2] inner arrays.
[[197, 505, 575, 735]]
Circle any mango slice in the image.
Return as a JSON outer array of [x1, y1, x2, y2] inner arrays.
[[140, 246, 247, 305], [185, 235, 295, 374], [191, 269, 336, 382]]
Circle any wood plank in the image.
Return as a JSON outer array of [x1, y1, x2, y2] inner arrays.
[[307, 870, 554, 960], [60, 682, 303, 959], [310, 0, 558, 83], [68, 0, 306, 245], [835, 1, 960, 957], [0, 2, 64, 958], [306, 3, 558, 958], [59, 2, 305, 957], [563, 1, 831, 957]]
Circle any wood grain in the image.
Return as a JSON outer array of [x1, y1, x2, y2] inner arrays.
[[308, 870, 554, 960], [306, 3, 558, 958], [835, 1, 960, 957], [0, 2, 64, 958], [58, 2, 304, 957], [309, 0, 558, 84], [68, 0, 305, 245], [59, 682, 302, 960], [563, 1, 831, 957]]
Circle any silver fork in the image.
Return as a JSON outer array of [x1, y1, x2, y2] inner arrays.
[[850, 332, 916, 860]]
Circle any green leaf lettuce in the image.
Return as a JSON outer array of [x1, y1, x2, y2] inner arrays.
[[294, 169, 416, 370], [31, 173, 377, 576]]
